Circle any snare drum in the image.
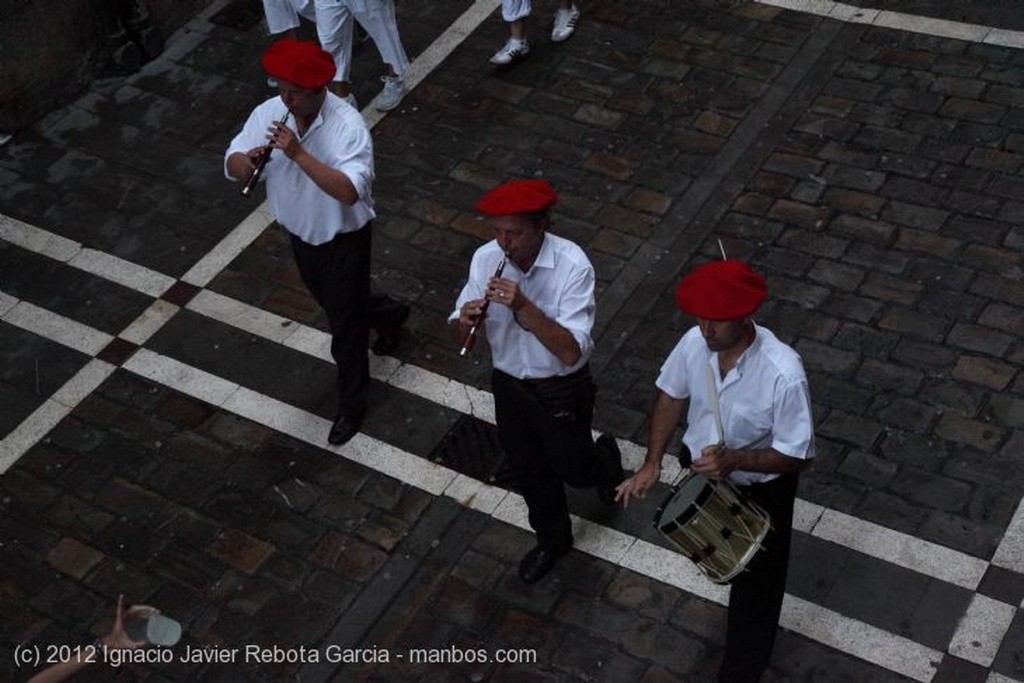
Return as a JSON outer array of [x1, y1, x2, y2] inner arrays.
[[653, 471, 771, 584]]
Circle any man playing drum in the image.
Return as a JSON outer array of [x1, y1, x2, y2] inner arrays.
[[616, 259, 815, 683], [450, 179, 624, 585]]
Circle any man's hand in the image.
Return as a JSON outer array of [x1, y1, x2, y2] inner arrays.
[[487, 276, 524, 310], [226, 148, 265, 182], [267, 120, 302, 159], [690, 443, 736, 481], [458, 298, 486, 327], [615, 460, 661, 508]]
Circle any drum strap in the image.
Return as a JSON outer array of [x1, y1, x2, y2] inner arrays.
[[706, 361, 725, 445]]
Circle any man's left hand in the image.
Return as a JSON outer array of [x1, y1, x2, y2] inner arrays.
[[690, 443, 736, 481], [488, 277, 523, 310], [267, 121, 302, 159]]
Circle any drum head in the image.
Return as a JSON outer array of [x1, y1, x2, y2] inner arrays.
[[655, 472, 712, 529]]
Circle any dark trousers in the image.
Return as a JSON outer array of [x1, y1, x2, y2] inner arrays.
[[718, 472, 799, 683], [290, 227, 372, 421], [492, 366, 617, 553]]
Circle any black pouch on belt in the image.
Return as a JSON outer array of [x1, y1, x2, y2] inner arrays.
[[524, 365, 596, 424]]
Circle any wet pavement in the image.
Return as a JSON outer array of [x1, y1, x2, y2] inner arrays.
[[2, 0, 1023, 681]]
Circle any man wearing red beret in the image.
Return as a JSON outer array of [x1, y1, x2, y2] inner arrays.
[[225, 38, 408, 446], [617, 259, 815, 683], [450, 179, 624, 584]]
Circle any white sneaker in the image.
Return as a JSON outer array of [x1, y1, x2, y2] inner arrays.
[[551, 5, 580, 43], [489, 38, 530, 65], [375, 76, 407, 112]]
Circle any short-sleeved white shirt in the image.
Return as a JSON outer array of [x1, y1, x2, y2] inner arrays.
[[225, 92, 375, 245], [657, 324, 815, 485], [449, 233, 595, 379]]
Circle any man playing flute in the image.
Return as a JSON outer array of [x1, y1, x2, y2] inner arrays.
[[225, 38, 407, 447], [450, 179, 624, 584]]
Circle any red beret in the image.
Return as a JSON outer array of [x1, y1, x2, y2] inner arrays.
[[475, 179, 558, 216], [261, 38, 336, 89], [675, 260, 767, 320]]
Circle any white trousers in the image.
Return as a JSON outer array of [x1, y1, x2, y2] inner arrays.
[[314, 0, 410, 81], [501, 0, 532, 22], [262, 0, 316, 34]]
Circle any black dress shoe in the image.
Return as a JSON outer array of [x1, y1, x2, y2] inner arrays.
[[518, 545, 566, 584], [371, 301, 410, 356], [596, 433, 624, 505], [328, 415, 361, 446]]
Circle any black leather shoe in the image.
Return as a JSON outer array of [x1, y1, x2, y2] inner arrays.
[[518, 545, 566, 584], [328, 415, 361, 446], [371, 301, 410, 356], [596, 433, 624, 505]]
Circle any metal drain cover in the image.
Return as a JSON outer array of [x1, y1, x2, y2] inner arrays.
[[429, 415, 518, 489]]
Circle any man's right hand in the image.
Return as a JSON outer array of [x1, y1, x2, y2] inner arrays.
[[226, 149, 264, 181], [458, 298, 485, 327], [615, 460, 662, 508]]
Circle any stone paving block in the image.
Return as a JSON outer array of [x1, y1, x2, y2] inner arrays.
[[431, 578, 503, 630], [891, 337, 959, 370], [979, 301, 1024, 336], [491, 610, 565, 663], [45, 537, 104, 580], [206, 528, 275, 574], [861, 273, 924, 307], [857, 358, 925, 395], [794, 339, 860, 377], [768, 275, 830, 309], [890, 465, 974, 512], [27, 577, 106, 626], [921, 378, 989, 419], [554, 629, 648, 682], [877, 306, 952, 342], [84, 555, 163, 604], [809, 374, 874, 413], [944, 188, 1003, 218], [941, 97, 1008, 123], [312, 532, 388, 583], [875, 397, 938, 433], [805, 259, 863, 292], [970, 272, 1024, 307], [919, 509, 1002, 559], [46, 494, 115, 541], [818, 410, 884, 450], [908, 259, 974, 291], [946, 322, 1015, 357], [917, 286, 987, 321], [952, 355, 1017, 391], [878, 429, 948, 472], [94, 476, 170, 523], [989, 395, 1024, 429], [833, 321, 899, 358]]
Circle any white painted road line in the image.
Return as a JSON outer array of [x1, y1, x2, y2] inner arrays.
[[756, 0, 1024, 46], [950, 594, 1017, 667], [814, 508, 989, 590], [0, 359, 116, 474], [2, 298, 113, 356], [783, 594, 942, 682], [993, 496, 1024, 574]]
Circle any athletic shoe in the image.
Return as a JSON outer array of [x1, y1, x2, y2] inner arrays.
[[489, 38, 530, 65], [551, 5, 580, 43], [375, 75, 407, 112]]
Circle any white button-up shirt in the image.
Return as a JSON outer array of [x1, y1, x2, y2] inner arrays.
[[657, 324, 815, 485], [225, 92, 375, 245], [450, 233, 595, 379]]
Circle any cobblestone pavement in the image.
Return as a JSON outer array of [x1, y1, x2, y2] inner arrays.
[[2, 1, 1023, 681]]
